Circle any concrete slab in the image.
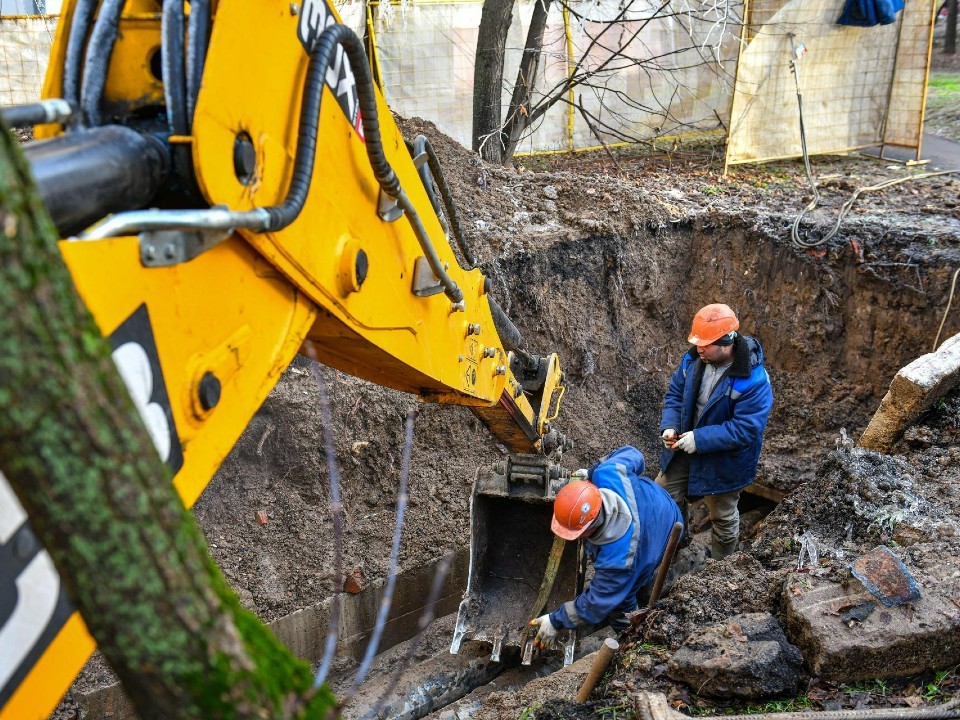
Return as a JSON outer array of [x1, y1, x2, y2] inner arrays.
[[783, 563, 960, 681], [859, 332, 960, 453]]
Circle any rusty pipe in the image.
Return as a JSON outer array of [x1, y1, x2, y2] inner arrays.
[[576, 638, 619, 702], [648, 522, 684, 608]]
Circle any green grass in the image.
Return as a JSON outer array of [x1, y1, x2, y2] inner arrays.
[[928, 73, 960, 92]]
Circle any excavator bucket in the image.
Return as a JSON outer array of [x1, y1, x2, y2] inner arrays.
[[451, 455, 583, 666]]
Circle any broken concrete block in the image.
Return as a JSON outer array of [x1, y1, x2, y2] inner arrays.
[[344, 567, 366, 594], [783, 566, 960, 681], [667, 613, 802, 699], [859, 332, 960, 453]]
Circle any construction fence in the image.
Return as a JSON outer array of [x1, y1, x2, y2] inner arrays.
[[0, 0, 936, 165]]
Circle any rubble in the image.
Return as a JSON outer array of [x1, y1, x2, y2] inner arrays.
[[667, 613, 803, 699]]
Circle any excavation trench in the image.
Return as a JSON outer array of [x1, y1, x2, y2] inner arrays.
[[61, 189, 960, 716]]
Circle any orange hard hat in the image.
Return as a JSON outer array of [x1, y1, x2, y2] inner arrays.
[[551, 480, 602, 540], [688, 303, 740, 346]]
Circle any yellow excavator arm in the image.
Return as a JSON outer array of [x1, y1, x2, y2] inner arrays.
[[0, 0, 571, 716]]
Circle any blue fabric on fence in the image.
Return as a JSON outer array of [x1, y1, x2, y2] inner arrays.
[[837, 0, 905, 26]]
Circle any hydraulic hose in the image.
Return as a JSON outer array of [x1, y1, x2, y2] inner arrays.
[[62, 0, 98, 108], [263, 23, 462, 302], [185, 0, 210, 127], [75, 23, 464, 303], [413, 134, 476, 268], [263, 23, 399, 230], [161, 0, 187, 137], [78, 0, 125, 126], [161, 0, 193, 189]]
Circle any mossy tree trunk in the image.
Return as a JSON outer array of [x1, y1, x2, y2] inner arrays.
[[0, 126, 335, 718]]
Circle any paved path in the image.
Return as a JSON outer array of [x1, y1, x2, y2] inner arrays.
[[860, 132, 960, 171]]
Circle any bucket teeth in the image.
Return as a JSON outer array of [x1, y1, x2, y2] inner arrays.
[[521, 637, 535, 665], [491, 633, 504, 662]]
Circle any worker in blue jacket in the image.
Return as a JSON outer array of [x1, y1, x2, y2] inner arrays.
[[659, 304, 774, 560], [528, 446, 682, 646]]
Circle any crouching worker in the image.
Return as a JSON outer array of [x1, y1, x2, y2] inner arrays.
[[529, 446, 682, 648]]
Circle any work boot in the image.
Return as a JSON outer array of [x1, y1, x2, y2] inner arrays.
[[711, 537, 738, 560]]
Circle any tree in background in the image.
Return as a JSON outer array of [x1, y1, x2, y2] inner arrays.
[[471, 0, 741, 165], [946, 0, 957, 55], [0, 124, 335, 719]]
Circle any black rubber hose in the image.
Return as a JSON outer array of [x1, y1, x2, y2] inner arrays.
[[62, 0, 98, 108], [263, 23, 399, 231], [414, 134, 476, 268], [161, 0, 188, 137], [412, 135, 448, 232], [78, 0, 125, 126], [185, 0, 210, 127]]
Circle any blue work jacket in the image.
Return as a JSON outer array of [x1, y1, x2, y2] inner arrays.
[[659, 335, 774, 496], [837, 0, 904, 26], [549, 446, 682, 629]]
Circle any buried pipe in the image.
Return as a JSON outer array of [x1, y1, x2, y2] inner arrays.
[[575, 638, 619, 703]]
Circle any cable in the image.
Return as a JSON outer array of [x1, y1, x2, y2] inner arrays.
[[933, 266, 960, 351], [412, 134, 476, 268], [787, 35, 960, 249], [792, 169, 960, 250]]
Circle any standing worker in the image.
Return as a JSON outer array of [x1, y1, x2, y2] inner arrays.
[[528, 446, 682, 647], [658, 303, 773, 560]]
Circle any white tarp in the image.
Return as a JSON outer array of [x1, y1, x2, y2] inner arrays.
[[0, 0, 931, 163]]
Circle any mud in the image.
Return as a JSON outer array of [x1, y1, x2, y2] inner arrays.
[[58, 86, 960, 718]]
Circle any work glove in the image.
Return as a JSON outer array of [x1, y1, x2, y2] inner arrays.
[[570, 468, 589, 480], [674, 431, 697, 454], [529, 614, 558, 649], [661, 429, 678, 449]]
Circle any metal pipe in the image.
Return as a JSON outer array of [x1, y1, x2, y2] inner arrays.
[[77, 206, 270, 240], [575, 637, 619, 703], [634, 692, 960, 720], [2, 99, 75, 129], [646, 522, 683, 609], [396, 189, 462, 303]]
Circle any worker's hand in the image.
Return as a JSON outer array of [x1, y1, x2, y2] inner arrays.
[[674, 431, 697, 454], [570, 468, 589, 480], [529, 614, 558, 649], [661, 429, 678, 449]]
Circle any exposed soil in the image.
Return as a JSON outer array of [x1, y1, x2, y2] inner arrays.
[[57, 45, 960, 719]]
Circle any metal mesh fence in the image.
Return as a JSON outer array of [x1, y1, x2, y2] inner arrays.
[[724, 0, 933, 165], [0, 14, 56, 106], [0, 0, 933, 163]]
